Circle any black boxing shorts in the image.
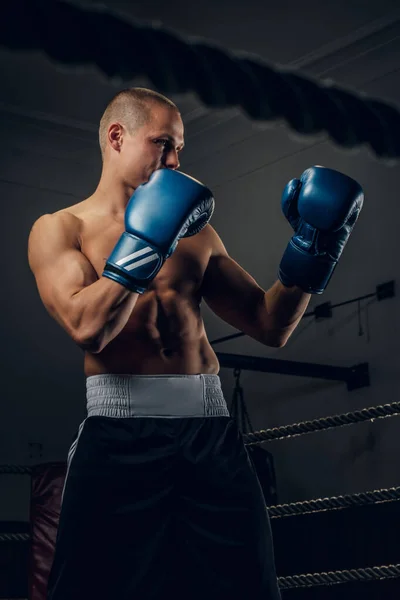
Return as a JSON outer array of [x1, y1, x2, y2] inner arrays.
[[47, 374, 281, 600]]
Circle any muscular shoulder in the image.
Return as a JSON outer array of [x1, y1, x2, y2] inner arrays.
[[28, 210, 83, 272], [32, 210, 82, 240], [36, 195, 92, 234], [29, 195, 93, 246]]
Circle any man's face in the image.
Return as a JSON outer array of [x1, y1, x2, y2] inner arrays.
[[118, 104, 185, 190]]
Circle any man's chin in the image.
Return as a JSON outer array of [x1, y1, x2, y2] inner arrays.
[[145, 168, 162, 182], [133, 168, 160, 188], [133, 175, 150, 188]]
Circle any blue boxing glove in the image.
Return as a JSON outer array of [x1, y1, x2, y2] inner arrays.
[[103, 169, 214, 293], [278, 166, 364, 294]]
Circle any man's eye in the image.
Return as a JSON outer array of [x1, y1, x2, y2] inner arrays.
[[155, 139, 169, 148]]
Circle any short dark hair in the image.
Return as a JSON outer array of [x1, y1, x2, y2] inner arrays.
[[99, 87, 178, 158]]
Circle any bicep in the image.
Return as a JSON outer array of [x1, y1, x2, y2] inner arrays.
[[201, 230, 264, 333], [28, 214, 98, 327]]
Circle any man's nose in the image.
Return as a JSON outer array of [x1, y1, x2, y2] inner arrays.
[[163, 149, 180, 170]]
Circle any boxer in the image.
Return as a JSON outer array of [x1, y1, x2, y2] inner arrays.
[[28, 87, 363, 600]]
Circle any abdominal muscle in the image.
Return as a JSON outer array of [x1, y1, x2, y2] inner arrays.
[[83, 288, 220, 377]]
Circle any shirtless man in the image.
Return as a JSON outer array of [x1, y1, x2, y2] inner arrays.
[[28, 88, 363, 600]]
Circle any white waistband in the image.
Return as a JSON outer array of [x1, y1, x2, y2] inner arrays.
[[86, 374, 229, 418]]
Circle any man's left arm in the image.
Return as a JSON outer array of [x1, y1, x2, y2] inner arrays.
[[201, 226, 311, 348], [203, 166, 364, 347]]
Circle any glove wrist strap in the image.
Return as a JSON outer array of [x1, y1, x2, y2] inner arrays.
[[278, 239, 337, 295], [103, 232, 163, 294]]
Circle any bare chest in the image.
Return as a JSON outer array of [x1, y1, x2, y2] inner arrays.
[[78, 215, 211, 295]]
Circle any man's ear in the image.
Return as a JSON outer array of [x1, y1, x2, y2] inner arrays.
[[108, 123, 123, 152]]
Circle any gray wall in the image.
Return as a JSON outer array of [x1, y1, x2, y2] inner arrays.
[[1, 0, 400, 521]]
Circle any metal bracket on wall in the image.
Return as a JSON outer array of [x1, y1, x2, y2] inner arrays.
[[216, 353, 370, 391], [312, 279, 396, 320]]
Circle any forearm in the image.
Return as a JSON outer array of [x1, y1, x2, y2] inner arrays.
[[258, 280, 311, 347], [69, 277, 139, 352]]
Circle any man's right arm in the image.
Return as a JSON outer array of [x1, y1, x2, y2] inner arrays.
[[28, 213, 139, 353]]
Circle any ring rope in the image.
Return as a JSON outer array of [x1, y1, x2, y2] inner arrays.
[[0, 532, 30, 542], [1, 463, 398, 522], [243, 401, 400, 445], [0, 465, 32, 474], [0, 530, 397, 590], [1, 0, 400, 159], [268, 485, 400, 518], [278, 563, 400, 589]]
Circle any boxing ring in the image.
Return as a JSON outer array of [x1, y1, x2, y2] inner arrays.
[[1, 0, 400, 598]]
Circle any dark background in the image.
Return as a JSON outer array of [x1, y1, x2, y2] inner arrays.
[[1, 1, 400, 594]]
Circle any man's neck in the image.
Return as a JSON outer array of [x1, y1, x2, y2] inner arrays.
[[91, 174, 135, 218]]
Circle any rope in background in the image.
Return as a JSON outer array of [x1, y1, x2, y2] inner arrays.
[[1, 463, 399, 520], [0, 465, 32, 474], [278, 564, 400, 589], [0, 531, 397, 590], [268, 485, 400, 518], [0, 532, 29, 542], [1, 0, 400, 159], [243, 401, 400, 444], [3, 401, 398, 473]]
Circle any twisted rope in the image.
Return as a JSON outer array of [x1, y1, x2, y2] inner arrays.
[[0, 531, 397, 591], [278, 563, 400, 589], [0, 532, 30, 542], [0, 465, 32, 474], [268, 485, 400, 518], [1, 462, 398, 521], [1, 0, 400, 159], [243, 401, 400, 445]]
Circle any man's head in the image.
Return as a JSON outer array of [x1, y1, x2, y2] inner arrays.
[[99, 88, 185, 190]]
